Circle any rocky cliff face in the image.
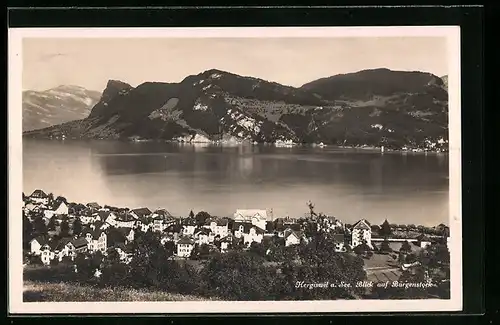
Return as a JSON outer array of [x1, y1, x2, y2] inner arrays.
[[23, 68, 449, 150], [22, 85, 101, 132]]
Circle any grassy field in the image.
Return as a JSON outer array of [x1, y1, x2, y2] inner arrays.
[[23, 281, 216, 302]]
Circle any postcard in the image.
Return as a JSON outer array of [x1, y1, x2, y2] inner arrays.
[[8, 26, 462, 314]]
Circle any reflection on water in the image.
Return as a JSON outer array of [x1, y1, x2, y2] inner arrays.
[[23, 139, 449, 225]]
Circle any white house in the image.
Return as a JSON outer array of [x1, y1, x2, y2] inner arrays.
[[351, 219, 373, 248], [43, 201, 69, 220], [220, 241, 229, 253], [39, 244, 55, 265], [114, 214, 136, 228], [233, 209, 271, 231], [284, 229, 304, 247], [53, 201, 69, 215], [130, 207, 152, 220], [84, 229, 108, 253], [194, 228, 211, 245], [52, 238, 73, 261], [182, 218, 197, 236], [30, 236, 48, 255], [30, 189, 49, 204], [79, 212, 96, 225], [103, 212, 118, 227], [176, 237, 195, 257], [151, 209, 176, 232], [213, 219, 230, 237], [243, 226, 265, 245]]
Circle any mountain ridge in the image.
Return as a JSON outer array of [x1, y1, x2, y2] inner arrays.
[[22, 86, 102, 132], [23, 68, 449, 151]]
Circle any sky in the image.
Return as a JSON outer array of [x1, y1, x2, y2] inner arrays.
[[22, 37, 448, 92]]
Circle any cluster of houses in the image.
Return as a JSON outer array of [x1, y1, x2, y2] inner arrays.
[[23, 189, 447, 266]]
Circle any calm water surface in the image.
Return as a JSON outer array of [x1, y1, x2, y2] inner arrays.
[[23, 139, 449, 226]]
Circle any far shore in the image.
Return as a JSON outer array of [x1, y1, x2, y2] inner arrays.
[[22, 136, 449, 154]]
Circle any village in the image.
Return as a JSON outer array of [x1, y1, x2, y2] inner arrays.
[[23, 189, 451, 275]]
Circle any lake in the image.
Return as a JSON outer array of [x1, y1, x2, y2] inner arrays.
[[22, 139, 449, 226]]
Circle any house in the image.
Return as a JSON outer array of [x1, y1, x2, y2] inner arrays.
[[243, 226, 266, 245], [24, 203, 38, 213], [114, 243, 132, 264], [219, 235, 233, 253], [333, 233, 347, 252], [90, 220, 107, 231], [176, 237, 195, 257], [181, 218, 197, 236], [83, 228, 108, 253], [233, 209, 271, 230], [160, 233, 179, 246], [70, 237, 89, 254], [30, 235, 49, 255], [194, 228, 211, 245], [79, 211, 96, 225], [118, 227, 135, 242], [30, 189, 49, 204], [86, 202, 102, 211], [214, 219, 230, 237], [101, 211, 118, 227], [151, 209, 176, 232], [114, 213, 136, 228], [351, 219, 373, 248], [52, 237, 73, 261], [416, 234, 432, 248], [39, 243, 56, 265], [130, 207, 152, 220], [42, 200, 69, 221], [136, 216, 152, 232], [284, 229, 305, 247], [233, 222, 252, 239]]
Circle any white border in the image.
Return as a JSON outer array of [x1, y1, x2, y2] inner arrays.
[[8, 26, 462, 314]]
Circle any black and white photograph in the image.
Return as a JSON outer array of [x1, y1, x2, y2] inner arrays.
[[8, 26, 462, 313]]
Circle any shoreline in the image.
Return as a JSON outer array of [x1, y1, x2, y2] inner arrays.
[[22, 137, 449, 154]]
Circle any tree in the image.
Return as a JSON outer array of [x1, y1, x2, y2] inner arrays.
[[23, 216, 33, 248], [378, 219, 392, 238], [200, 251, 274, 300], [379, 238, 393, 254], [306, 201, 318, 219], [100, 248, 129, 286], [60, 220, 70, 237], [195, 211, 211, 227], [55, 196, 67, 204], [371, 225, 381, 233], [189, 210, 195, 218], [47, 217, 56, 231], [72, 218, 82, 236], [32, 216, 47, 236], [400, 240, 413, 254], [164, 241, 176, 257], [249, 242, 266, 258]]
